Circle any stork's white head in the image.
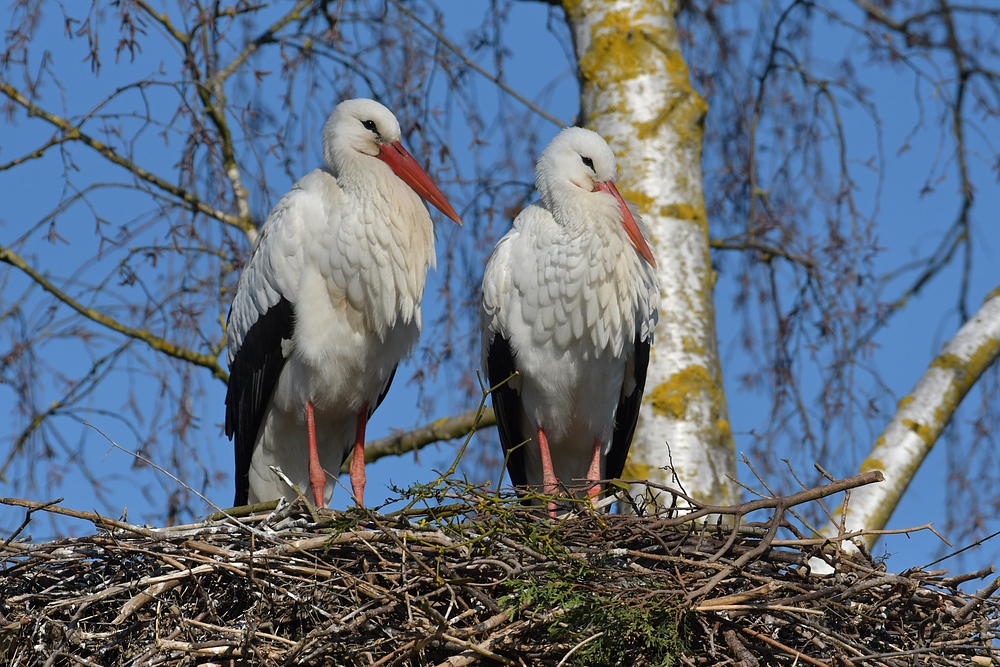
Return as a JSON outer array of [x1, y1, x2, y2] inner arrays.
[[321, 99, 461, 224], [536, 127, 618, 201], [322, 99, 402, 168], [536, 127, 656, 267]]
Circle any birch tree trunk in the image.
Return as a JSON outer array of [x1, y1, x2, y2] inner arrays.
[[563, 0, 738, 505], [824, 287, 1000, 548]]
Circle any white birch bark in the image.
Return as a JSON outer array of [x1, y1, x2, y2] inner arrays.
[[563, 0, 738, 505], [824, 287, 1000, 548]]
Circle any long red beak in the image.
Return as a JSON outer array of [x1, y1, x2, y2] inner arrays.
[[377, 141, 462, 225], [595, 180, 656, 268]]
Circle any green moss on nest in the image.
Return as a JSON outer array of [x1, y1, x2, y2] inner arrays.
[[503, 564, 687, 666]]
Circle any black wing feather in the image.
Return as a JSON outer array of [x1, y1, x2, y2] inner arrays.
[[485, 333, 530, 488], [605, 334, 650, 481], [371, 365, 397, 418], [225, 297, 295, 506]]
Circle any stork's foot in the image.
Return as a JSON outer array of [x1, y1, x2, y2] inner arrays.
[[350, 440, 366, 507], [586, 437, 602, 508], [537, 426, 560, 518], [351, 407, 369, 507], [306, 401, 326, 507]]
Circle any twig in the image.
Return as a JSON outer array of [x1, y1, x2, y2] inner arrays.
[[739, 626, 828, 667], [556, 632, 604, 667], [724, 629, 759, 667], [0, 497, 156, 538], [0, 497, 63, 549], [440, 632, 518, 667], [953, 576, 1000, 623], [629, 470, 885, 528]]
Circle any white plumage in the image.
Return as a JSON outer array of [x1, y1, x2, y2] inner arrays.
[[226, 98, 460, 507], [481, 127, 658, 512]]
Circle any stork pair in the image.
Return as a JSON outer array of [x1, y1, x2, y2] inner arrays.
[[225, 99, 659, 512]]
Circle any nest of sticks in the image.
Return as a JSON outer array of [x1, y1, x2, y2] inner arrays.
[[2, 471, 998, 666]]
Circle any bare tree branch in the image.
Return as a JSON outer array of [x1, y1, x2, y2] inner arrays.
[[387, 0, 567, 128], [347, 406, 498, 472], [0, 244, 227, 380], [710, 236, 816, 271], [0, 81, 248, 233], [207, 0, 313, 87]]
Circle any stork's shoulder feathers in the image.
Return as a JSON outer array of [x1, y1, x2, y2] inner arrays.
[[480, 208, 532, 339], [321, 166, 435, 338], [226, 169, 347, 358], [482, 201, 658, 357]]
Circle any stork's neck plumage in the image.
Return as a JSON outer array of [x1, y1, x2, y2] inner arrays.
[[548, 196, 625, 239]]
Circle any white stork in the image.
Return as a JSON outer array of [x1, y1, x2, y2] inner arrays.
[[481, 127, 659, 513], [225, 98, 461, 508]]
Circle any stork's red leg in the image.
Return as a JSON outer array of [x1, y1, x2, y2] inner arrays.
[[587, 438, 602, 502], [537, 426, 558, 518], [350, 404, 369, 507], [306, 401, 326, 507]]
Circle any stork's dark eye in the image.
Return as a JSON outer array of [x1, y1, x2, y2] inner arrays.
[[581, 156, 595, 170], [361, 119, 378, 132]]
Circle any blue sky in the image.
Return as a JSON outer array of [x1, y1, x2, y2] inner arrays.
[[1, 2, 997, 576]]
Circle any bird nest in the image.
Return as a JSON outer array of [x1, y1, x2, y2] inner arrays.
[[2, 472, 998, 666]]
